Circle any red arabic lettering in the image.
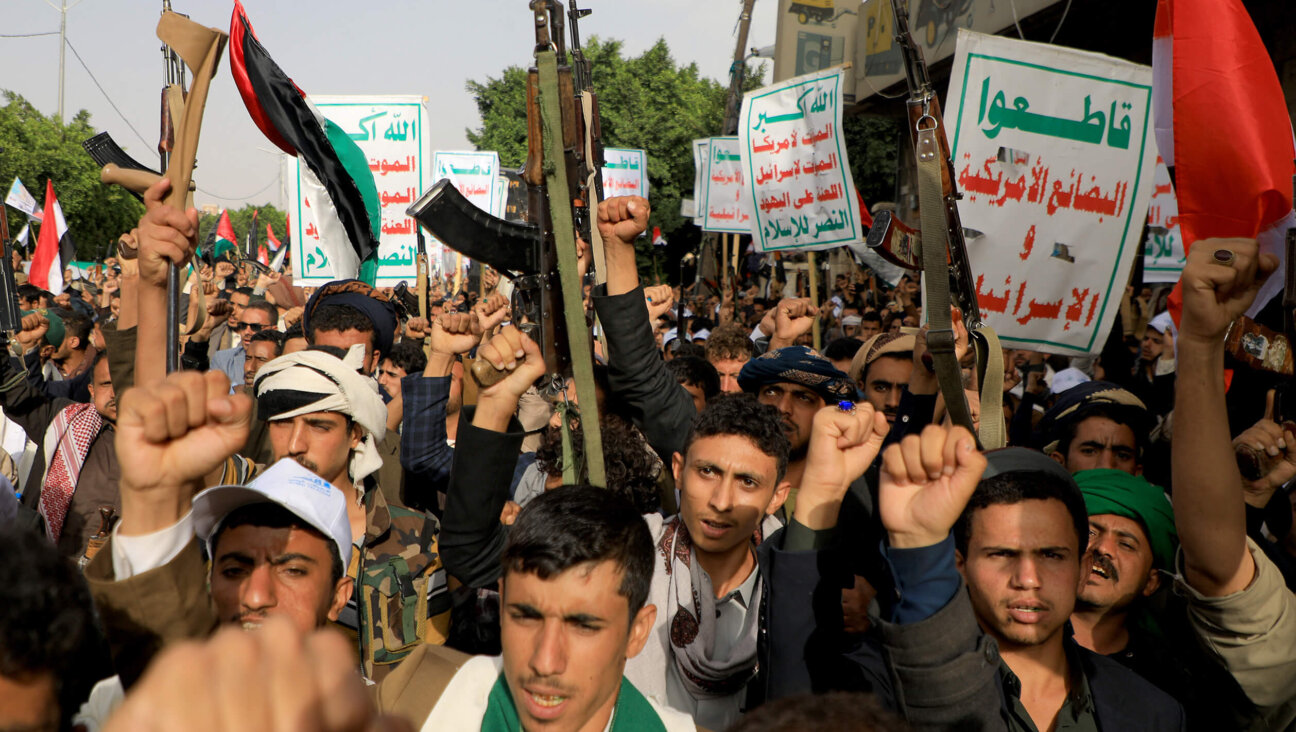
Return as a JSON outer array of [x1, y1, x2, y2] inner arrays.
[[975, 274, 1011, 314], [1019, 225, 1035, 261], [1015, 297, 1063, 325]]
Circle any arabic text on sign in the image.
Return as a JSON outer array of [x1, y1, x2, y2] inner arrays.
[[978, 78, 1134, 150], [956, 153, 1130, 221]]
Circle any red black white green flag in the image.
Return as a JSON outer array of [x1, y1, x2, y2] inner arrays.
[[229, 0, 380, 284]]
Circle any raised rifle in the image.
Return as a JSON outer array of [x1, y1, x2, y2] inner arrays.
[[0, 206, 21, 332], [408, 0, 605, 486], [864, 0, 1004, 447]]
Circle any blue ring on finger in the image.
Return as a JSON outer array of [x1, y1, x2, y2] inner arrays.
[[837, 400, 856, 413]]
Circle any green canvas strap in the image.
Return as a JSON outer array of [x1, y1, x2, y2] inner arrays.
[[973, 325, 1006, 449], [535, 49, 606, 487], [915, 118, 977, 442]]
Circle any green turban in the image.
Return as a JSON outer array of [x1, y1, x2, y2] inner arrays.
[[1074, 469, 1177, 570], [22, 309, 65, 350]]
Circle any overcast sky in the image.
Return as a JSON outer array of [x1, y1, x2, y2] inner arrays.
[[2, 0, 776, 211]]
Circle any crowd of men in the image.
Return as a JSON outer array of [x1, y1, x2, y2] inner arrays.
[[2, 177, 1295, 732]]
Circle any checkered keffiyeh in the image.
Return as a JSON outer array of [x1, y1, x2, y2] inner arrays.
[[38, 402, 104, 543]]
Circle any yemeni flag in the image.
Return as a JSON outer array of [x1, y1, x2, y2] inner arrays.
[[229, 0, 380, 284], [652, 226, 667, 248], [266, 222, 282, 252], [29, 180, 75, 294], [1153, 0, 1295, 323]]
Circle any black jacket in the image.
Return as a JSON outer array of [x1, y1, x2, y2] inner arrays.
[[760, 537, 1187, 731]]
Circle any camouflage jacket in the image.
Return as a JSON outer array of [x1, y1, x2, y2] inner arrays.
[[355, 483, 452, 681], [229, 459, 452, 681]]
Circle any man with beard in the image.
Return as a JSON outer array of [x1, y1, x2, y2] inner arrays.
[[847, 332, 915, 427], [1069, 469, 1254, 729], [0, 323, 119, 559], [252, 345, 452, 679], [737, 346, 857, 514]]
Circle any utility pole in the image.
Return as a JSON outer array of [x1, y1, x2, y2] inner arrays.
[[44, 0, 84, 123], [721, 0, 758, 135], [706, 0, 758, 296]]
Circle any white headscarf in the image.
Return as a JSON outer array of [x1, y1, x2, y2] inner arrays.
[[253, 344, 388, 487]]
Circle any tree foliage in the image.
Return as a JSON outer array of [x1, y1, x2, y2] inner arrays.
[[466, 38, 765, 275], [0, 91, 144, 260], [466, 38, 903, 280], [843, 114, 900, 208]]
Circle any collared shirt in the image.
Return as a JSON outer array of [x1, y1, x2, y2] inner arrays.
[[210, 344, 245, 389], [999, 638, 1099, 732], [663, 559, 760, 732]]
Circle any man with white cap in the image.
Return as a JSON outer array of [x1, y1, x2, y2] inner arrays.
[[1132, 310, 1176, 417], [250, 344, 452, 679], [78, 370, 358, 727], [88, 358, 449, 686]]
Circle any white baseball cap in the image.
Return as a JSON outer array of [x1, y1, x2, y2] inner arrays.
[[1050, 367, 1091, 396], [1147, 311, 1174, 335], [192, 458, 352, 570]]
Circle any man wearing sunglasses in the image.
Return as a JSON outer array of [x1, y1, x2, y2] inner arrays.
[[210, 299, 277, 388]]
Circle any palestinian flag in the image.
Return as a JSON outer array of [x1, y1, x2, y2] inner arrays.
[[1153, 0, 1295, 323], [229, 0, 379, 284], [202, 209, 238, 261], [29, 180, 75, 294], [245, 208, 259, 258]]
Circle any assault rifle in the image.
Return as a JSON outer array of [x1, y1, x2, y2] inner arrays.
[[864, 0, 1004, 447], [408, 0, 606, 485]]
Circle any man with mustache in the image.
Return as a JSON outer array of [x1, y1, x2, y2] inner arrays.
[[1067, 469, 1253, 729], [736, 345, 858, 512], [764, 425, 1185, 729]]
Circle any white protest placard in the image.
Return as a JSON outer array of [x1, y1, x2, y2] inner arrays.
[[1142, 155, 1185, 283], [946, 30, 1156, 355], [287, 95, 430, 286], [702, 137, 752, 234], [739, 67, 864, 252], [431, 151, 500, 213], [601, 148, 647, 199], [691, 138, 709, 226]]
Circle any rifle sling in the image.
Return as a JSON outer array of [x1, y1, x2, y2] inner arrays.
[[536, 49, 607, 488], [915, 126, 976, 442], [915, 124, 1006, 449]]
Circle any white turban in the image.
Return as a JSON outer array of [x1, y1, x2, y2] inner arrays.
[[253, 344, 388, 487]]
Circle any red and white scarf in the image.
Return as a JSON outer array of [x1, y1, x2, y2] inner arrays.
[[38, 402, 104, 543]]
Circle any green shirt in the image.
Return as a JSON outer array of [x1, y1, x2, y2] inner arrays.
[[999, 640, 1099, 732]]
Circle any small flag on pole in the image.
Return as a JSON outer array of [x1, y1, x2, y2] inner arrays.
[[29, 180, 75, 294]]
